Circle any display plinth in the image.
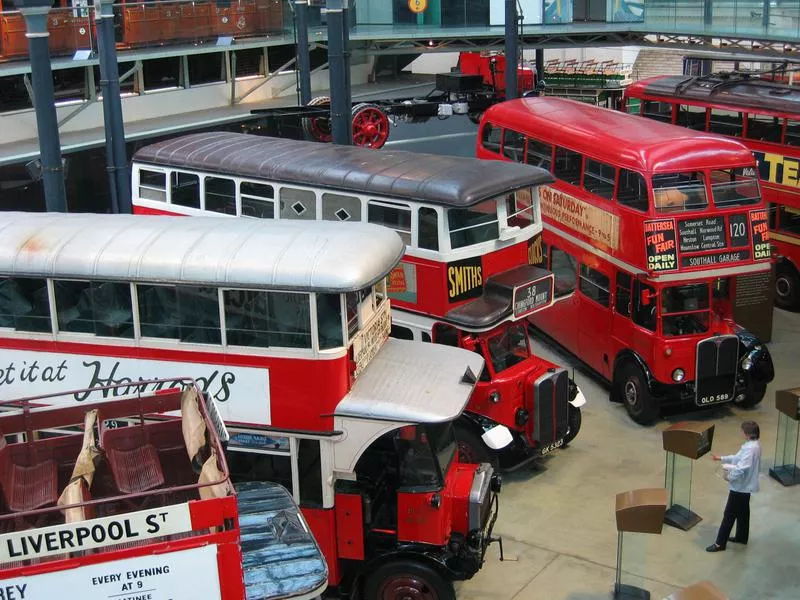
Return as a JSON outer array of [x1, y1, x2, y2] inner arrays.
[[769, 388, 800, 487], [664, 580, 730, 599], [614, 488, 667, 600], [662, 422, 714, 531]]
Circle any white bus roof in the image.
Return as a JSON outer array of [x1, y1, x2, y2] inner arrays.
[[133, 132, 554, 208], [0, 212, 404, 292]]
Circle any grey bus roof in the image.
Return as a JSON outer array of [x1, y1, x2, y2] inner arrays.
[[335, 338, 483, 423], [0, 212, 405, 292], [133, 132, 554, 208]]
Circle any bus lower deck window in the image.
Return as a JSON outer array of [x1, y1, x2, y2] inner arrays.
[[579, 265, 610, 307], [777, 206, 800, 235], [785, 119, 800, 146], [0, 277, 51, 333]]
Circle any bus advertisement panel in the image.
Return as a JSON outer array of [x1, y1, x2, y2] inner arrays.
[[477, 98, 774, 425]]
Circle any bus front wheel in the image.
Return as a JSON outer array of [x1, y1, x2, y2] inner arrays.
[[454, 423, 498, 468], [563, 405, 582, 446], [739, 380, 767, 409], [617, 363, 659, 425], [775, 264, 800, 311], [363, 560, 455, 600]]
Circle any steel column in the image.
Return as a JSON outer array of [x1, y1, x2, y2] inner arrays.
[[504, 0, 518, 100], [535, 48, 544, 90], [326, 0, 352, 145], [21, 7, 66, 212], [295, 0, 312, 105]]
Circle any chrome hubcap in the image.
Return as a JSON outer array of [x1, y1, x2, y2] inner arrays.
[[776, 276, 792, 299], [624, 380, 638, 406]]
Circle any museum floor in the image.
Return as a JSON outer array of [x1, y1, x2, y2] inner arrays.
[[457, 308, 800, 600]]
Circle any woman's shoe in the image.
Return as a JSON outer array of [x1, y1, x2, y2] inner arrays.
[[705, 543, 726, 552]]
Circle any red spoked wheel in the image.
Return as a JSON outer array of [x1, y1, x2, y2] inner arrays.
[[351, 102, 390, 149], [302, 96, 332, 143]]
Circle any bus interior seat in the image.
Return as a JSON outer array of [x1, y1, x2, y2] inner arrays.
[[654, 188, 688, 211], [99, 414, 165, 495], [0, 432, 59, 513]]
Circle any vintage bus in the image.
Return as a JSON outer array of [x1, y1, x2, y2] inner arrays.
[[129, 132, 586, 469], [476, 98, 775, 425], [623, 72, 800, 311], [0, 379, 328, 600], [0, 212, 499, 600]]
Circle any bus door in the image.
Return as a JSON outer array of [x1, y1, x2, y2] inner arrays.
[[542, 244, 579, 351], [611, 271, 656, 363], [576, 262, 613, 378]]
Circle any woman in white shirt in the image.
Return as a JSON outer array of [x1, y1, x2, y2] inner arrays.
[[706, 420, 761, 552]]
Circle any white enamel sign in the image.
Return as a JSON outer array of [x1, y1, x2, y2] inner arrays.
[[0, 349, 270, 425], [1, 544, 222, 600]]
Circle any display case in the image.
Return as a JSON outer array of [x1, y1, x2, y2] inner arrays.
[[662, 421, 714, 530], [769, 388, 800, 487], [614, 487, 668, 600]]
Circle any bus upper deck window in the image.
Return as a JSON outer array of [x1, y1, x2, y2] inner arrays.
[[652, 172, 707, 213], [617, 169, 648, 212], [506, 187, 534, 228], [241, 182, 275, 219], [481, 123, 502, 154], [583, 159, 616, 200], [525, 138, 552, 171], [447, 199, 500, 249], [281, 187, 317, 220], [677, 105, 707, 130], [316, 293, 344, 350], [368, 201, 412, 245], [0, 277, 51, 333], [55, 280, 134, 338], [502, 129, 525, 162], [205, 176, 236, 215], [418, 207, 440, 251], [642, 100, 673, 123], [746, 113, 782, 143], [710, 168, 760, 207], [138, 169, 167, 202], [708, 109, 743, 137], [784, 119, 800, 146], [322, 192, 362, 222], [553, 147, 582, 186], [171, 171, 200, 208]]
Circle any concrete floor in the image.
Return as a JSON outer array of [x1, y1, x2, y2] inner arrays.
[[457, 308, 800, 600]]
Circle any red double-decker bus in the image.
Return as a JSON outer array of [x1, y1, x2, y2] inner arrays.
[[477, 98, 775, 424], [623, 73, 800, 311], [129, 132, 587, 469]]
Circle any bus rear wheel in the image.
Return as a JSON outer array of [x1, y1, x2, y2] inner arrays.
[[775, 264, 800, 311], [363, 560, 455, 600], [617, 363, 659, 425], [454, 423, 498, 469]]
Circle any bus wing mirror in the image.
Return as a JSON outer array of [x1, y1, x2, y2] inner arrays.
[[499, 225, 521, 241], [641, 289, 653, 306]]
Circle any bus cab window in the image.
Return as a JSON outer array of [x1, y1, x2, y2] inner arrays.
[[506, 187, 534, 228], [368, 201, 412, 245], [708, 109, 743, 137], [746, 113, 782, 143], [632, 280, 656, 332], [0, 277, 51, 333], [432, 323, 459, 347], [502, 129, 525, 162], [642, 100, 673, 123], [487, 323, 530, 373], [297, 439, 323, 507], [227, 446, 292, 492], [281, 187, 317, 220], [583, 159, 616, 200], [677, 105, 707, 130], [579, 265, 610, 307], [777, 206, 800, 235], [447, 200, 500, 249], [418, 207, 440, 251], [316, 293, 344, 350], [421, 331, 432, 343], [525, 138, 553, 170], [346, 287, 373, 338], [138, 169, 167, 202], [652, 172, 707, 212], [661, 283, 710, 337], [785, 119, 800, 146], [54, 280, 134, 338], [710, 168, 760, 207], [551, 247, 577, 297], [617, 169, 648, 212], [171, 171, 200, 208], [240, 182, 275, 219], [615, 272, 632, 317], [553, 147, 583, 186], [204, 176, 236, 215], [322, 192, 362, 222], [481, 123, 502, 154]]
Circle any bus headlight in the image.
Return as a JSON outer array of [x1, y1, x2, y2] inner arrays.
[[488, 391, 501, 404], [672, 368, 686, 382]]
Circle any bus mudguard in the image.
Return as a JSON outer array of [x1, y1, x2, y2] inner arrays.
[[612, 349, 656, 395]]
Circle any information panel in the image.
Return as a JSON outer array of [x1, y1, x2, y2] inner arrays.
[[644, 219, 678, 272], [3, 544, 222, 600]]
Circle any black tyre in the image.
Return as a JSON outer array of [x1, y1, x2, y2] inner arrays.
[[454, 422, 498, 469], [739, 380, 767, 409], [616, 363, 659, 425], [563, 405, 582, 447], [363, 560, 455, 600], [775, 263, 800, 311]]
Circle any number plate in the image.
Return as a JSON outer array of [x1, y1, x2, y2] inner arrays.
[[539, 438, 564, 455]]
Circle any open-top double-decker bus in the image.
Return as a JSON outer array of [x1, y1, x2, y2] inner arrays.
[[129, 132, 586, 469], [477, 97, 775, 424], [623, 72, 800, 311], [0, 212, 499, 600], [0, 379, 328, 600]]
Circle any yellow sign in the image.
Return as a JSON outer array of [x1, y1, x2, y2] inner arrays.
[[539, 185, 620, 249], [755, 151, 800, 188], [408, 0, 427, 13]]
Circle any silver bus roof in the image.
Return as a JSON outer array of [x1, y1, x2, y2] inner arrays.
[[0, 212, 404, 293], [133, 132, 554, 208], [335, 338, 484, 423]]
